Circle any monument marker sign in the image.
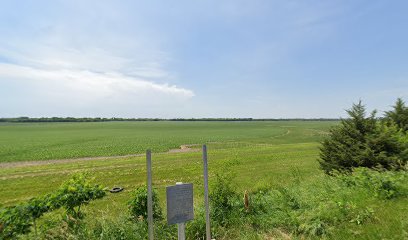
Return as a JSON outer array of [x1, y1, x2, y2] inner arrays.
[[146, 145, 210, 240], [166, 183, 194, 225]]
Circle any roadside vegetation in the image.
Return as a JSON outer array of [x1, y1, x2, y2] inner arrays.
[[2, 167, 407, 239], [0, 99, 407, 239]]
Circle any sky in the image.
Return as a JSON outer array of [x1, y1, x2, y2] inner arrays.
[[1, 0, 407, 118]]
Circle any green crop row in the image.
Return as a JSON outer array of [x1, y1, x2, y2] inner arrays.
[[0, 121, 335, 162]]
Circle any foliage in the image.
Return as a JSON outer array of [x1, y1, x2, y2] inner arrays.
[[0, 173, 105, 239], [89, 216, 148, 240], [128, 185, 162, 221], [209, 172, 237, 226], [186, 207, 207, 240], [197, 167, 407, 238], [25, 195, 54, 238], [319, 100, 408, 173], [39, 215, 149, 240], [384, 98, 408, 132], [0, 205, 32, 239], [0, 194, 55, 239], [337, 167, 408, 199], [54, 173, 106, 219], [25, 196, 52, 221]]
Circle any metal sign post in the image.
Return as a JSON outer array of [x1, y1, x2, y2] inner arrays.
[[146, 150, 154, 240], [202, 145, 211, 240], [176, 182, 186, 240]]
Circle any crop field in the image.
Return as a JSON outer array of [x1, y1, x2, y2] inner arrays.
[[0, 121, 333, 203], [1, 121, 407, 239], [0, 121, 334, 162]]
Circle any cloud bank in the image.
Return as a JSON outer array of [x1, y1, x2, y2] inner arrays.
[[0, 32, 194, 117], [0, 59, 194, 117]]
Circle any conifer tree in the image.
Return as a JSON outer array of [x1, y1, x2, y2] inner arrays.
[[384, 98, 408, 132], [319, 101, 408, 174]]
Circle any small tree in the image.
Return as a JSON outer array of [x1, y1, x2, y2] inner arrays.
[[0, 173, 106, 239], [319, 101, 408, 174], [128, 185, 162, 221], [54, 173, 106, 219]]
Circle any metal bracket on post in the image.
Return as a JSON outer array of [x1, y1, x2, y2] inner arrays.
[[147, 150, 154, 240], [202, 145, 211, 240]]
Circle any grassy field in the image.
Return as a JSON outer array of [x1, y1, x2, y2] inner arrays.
[[1, 121, 407, 239]]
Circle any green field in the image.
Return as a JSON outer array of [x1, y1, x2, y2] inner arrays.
[[0, 121, 333, 162], [0, 121, 333, 204], [1, 121, 407, 239]]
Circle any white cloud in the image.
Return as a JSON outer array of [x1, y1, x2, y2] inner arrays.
[[0, 2, 196, 117], [0, 43, 194, 117], [0, 63, 194, 98]]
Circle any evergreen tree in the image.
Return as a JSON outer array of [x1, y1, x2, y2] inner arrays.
[[319, 101, 408, 174], [384, 98, 408, 132]]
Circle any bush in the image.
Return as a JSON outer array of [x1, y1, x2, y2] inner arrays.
[[53, 173, 106, 219], [338, 167, 408, 199], [0, 173, 106, 239], [128, 185, 162, 221], [0, 205, 32, 239], [25, 195, 53, 237], [186, 207, 207, 240], [0, 194, 54, 240], [209, 172, 236, 226]]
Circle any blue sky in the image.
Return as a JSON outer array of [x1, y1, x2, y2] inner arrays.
[[0, 0, 407, 118]]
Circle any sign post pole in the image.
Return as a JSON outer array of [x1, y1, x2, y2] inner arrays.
[[147, 150, 154, 240], [176, 182, 185, 240], [202, 145, 211, 240], [177, 222, 185, 240]]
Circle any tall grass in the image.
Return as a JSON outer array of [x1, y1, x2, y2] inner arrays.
[[19, 167, 405, 240]]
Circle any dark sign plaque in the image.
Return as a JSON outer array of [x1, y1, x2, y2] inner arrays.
[[166, 183, 194, 225]]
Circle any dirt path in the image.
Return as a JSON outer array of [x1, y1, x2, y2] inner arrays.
[[0, 144, 200, 169]]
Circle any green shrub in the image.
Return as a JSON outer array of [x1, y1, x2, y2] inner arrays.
[[186, 207, 207, 240], [338, 167, 408, 199], [209, 172, 236, 226], [0, 173, 106, 239], [54, 173, 106, 219], [0, 205, 32, 239], [25, 196, 53, 237], [0, 194, 54, 240], [128, 185, 162, 221]]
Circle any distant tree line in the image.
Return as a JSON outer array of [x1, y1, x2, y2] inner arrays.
[[0, 117, 340, 123]]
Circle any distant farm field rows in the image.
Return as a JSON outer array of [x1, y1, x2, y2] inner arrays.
[[0, 121, 335, 162]]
